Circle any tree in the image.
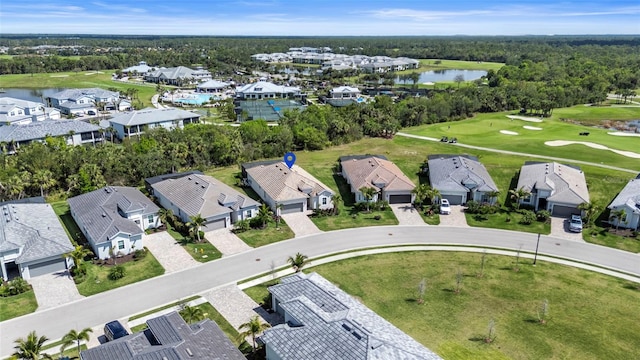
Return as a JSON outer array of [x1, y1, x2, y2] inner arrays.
[[60, 328, 93, 356], [478, 250, 487, 278], [425, 186, 441, 206], [609, 208, 627, 231], [537, 299, 549, 324], [256, 204, 272, 229], [484, 319, 497, 343], [287, 252, 309, 273], [454, 74, 465, 88], [455, 269, 463, 294], [417, 278, 427, 304], [330, 194, 342, 215], [509, 188, 531, 210], [157, 208, 174, 228], [238, 316, 271, 354], [66, 245, 92, 276], [180, 305, 205, 324], [275, 203, 283, 229], [359, 186, 377, 212], [412, 184, 429, 210], [12, 331, 52, 360], [578, 202, 598, 227], [486, 190, 500, 205], [187, 214, 205, 242], [32, 169, 56, 198]]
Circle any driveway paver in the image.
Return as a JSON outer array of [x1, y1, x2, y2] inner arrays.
[[29, 270, 84, 311], [438, 205, 469, 227], [281, 212, 323, 237], [550, 216, 585, 242], [205, 228, 252, 256], [144, 231, 200, 273], [390, 204, 426, 225]]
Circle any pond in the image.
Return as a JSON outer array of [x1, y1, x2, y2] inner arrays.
[[395, 69, 487, 84], [1, 88, 66, 103]]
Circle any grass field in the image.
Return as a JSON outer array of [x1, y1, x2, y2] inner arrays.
[[0, 289, 38, 321], [51, 201, 86, 246], [419, 59, 505, 71], [235, 221, 295, 247], [165, 225, 222, 262], [245, 252, 640, 360]]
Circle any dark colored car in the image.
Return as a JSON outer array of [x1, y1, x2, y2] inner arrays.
[[104, 320, 129, 341]]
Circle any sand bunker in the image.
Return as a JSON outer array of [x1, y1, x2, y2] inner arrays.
[[506, 115, 543, 123], [608, 132, 640, 137], [523, 126, 542, 130], [545, 140, 640, 158], [500, 130, 519, 135], [50, 74, 69, 77]]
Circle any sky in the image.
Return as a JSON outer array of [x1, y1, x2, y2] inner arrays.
[[1, 0, 639, 36]]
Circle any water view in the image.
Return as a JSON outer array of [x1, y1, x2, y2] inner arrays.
[[395, 69, 487, 84], [1, 88, 66, 103]]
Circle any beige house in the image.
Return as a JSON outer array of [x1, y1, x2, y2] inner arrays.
[[340, 155, 415, 204]]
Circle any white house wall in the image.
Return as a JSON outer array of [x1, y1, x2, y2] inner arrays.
[[610, 205, 640, 229]]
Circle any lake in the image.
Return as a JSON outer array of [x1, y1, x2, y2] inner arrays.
[[1, 88, 66, 103], [395, 69, 487, 84]]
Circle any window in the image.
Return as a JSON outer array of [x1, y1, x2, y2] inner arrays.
[[322, 198, 327, 205], [148, 215, 154, 223], [118, 240, 125, 250]]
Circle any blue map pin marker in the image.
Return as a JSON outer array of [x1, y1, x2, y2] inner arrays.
[[284, 152, 296, 169]]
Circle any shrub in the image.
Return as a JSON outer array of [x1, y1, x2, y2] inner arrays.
[[520, 210, 536, 225], [374, 215, 381, 220], [133, 249, 147, 260], [536, 210, 551, 222], [249, 217, 264, 229], [0, 278, 31, 297], [233, 219, 250, 233], [108, 265, 126, 280], [466, 200, 481, 214]]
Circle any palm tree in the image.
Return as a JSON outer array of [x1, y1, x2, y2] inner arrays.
[[187, 214, 206, 242], [12, 331, 52, 360], [509, 188, 531, 210], [425, 186, 441, 206], [256, 204, 272, 229], [331, 194, 342, 215], [65, 245, 93, 274], [180, 305, 205, 324], [412, 184, 430, 209], [157, 208, 174, 228], [609, 208, 627, 231], [238, 316, 271, 354], [486, 190, 501, 205], [359, 186, 377, 212], [32, 169, 56, 198], [287, 252, 309, 273], [275, 203, 283, 229], [60, 328, 93, 356], [578, 202, 598, 227]]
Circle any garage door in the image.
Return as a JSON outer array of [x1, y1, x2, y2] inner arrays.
[[552, 205, 576, 217], [28, 258, 67, 277], [204, 218, 226, 231], [281, 203, 304, 214], [389, 194, 412, 204], [443, 195, 464, 205]]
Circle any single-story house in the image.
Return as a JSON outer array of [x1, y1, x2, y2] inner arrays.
[[243, 160, 334, 214], [108, 108, 201, 140], [259, 272, 442, 360], [151, 173, 259, 231], [196, 80, 231, 93], [144, 66, 212, 86], [0, 120, 104, 154], [0, 97, 61, 126], [68, 186, 160, 260], [235, 81, 302, 100], [121, 61, 157, 76], [0, 197, 74, 280], [330, 86, 361, 99], [80, 311, 244, 360], [46, 88, 129, 116], [516, 161, 590, 216], [607, 174, 640, 230], [427, 154, 499, 205], [144, 170, 203, 193], [340, 155, 415, 204]]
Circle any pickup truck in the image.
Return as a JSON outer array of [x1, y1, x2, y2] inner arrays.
[[569, 214, 583, 232]]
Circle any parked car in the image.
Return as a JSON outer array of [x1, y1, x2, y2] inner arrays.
[[569, 214, 583, 233], [440, 199, 451, 215], [104, 320, 129, 341]]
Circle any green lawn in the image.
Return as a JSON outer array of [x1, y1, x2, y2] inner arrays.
[[311, 208, 398, 231], [165, 225, 222, 262], [75, 252, 165, 296], [50, 201, 86, 246], [465, 211, 551, 234], [41, 338, 87, 359], [0, 290, 38, 321], [420, 211, 441, 225], [418, 59, 505, 71], [582, 225, 640, 253], [235, 221, 295, 248], [129, 295, 200, 321], [246, 252, 640, 360]]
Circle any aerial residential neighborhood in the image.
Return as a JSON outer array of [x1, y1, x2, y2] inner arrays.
[[0, 3, 639, 360]]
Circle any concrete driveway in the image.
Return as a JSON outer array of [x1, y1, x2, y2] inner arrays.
[[29, 270, 84, 311], [281, 212, 323, 237], [144, 232, 200, 273], [390, 204, 426, 225], [205, 228, 252, 255], [438, 205, 469, 227], [550, 216, 585, 242]]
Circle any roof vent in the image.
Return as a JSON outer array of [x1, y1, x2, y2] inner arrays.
[[195, 181, 199, 185], [102, 213, 107, 217], [201, 185, 205, 189], [185, 348, 193, 357], [188, 177, 192, 180]]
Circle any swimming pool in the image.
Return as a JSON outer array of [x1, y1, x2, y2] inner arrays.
[[173, 93, 221, 105]]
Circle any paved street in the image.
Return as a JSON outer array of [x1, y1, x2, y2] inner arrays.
[[2, 225, 639, 357], [390, 204, 426, 225]]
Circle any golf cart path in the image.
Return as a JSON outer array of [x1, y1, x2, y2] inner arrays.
[[396, 132, 639, 174]]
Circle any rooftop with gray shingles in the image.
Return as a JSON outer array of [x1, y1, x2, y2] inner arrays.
[[243, 161, 334, 202], [68, 186, 158, 244], [428, 154, 498, 193], [260, 272, 442, 360], [80, 311, 245, 360], [109, 108, 200, 126], [0, 120, 102, 142], [0, 198, 74, 264], [47, 88, 119, 101], [151, 174, 259, 219], [517, 161, 589, 205], [608, 174, 640, 213]]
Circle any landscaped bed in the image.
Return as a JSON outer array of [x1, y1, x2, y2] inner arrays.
[[245, 252, 640, 360]]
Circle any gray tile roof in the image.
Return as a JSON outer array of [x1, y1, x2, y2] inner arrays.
[[109, 108, 200, 127], [243, 161, 334, 202], [0, 120, 102, 143], [47, 88, 119, 102], [428, 154, 498, 193], [0, 200, 74, 264], [151, 174, 259, 219], [80, 312, 244, 360], [68, 187, 158, 244], [196, 80, 230, 89], [341, 155, 415, 192], [236, 81, 300, 96], [608, 175, 640, 214], [517, 162, 589, 205], [146, 66, 198, 80], [261, 273, 442, 360]]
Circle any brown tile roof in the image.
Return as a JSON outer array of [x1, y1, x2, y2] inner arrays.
[[245, 162, 334, 202], [341, 156, 415, 192]]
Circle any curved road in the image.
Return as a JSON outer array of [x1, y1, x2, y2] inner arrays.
[[1, 225, 639, 357], [397, 132, 640, 174]]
